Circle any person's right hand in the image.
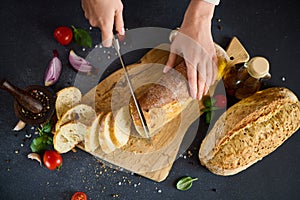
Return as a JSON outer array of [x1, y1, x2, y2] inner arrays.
[[81, 0, 125, 47]]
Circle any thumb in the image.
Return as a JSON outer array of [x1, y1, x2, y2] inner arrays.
[[164, 52, 177, 73]]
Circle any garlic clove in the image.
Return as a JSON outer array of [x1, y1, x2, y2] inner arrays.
[[44, 50, 62, 87], [13, 120, 26, 131], [27, 153, 42, 166]]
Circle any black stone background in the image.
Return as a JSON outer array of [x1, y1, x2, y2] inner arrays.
[[0, 0, 299, 199]]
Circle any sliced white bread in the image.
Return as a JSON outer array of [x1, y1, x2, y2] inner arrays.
[[55, 87, 82, 120], [111, 106, 131, 148], [55, 104, 96, 131], [54, 122, 87, 154], [98, 112, 116, 154], [84, 113, 103, 152]]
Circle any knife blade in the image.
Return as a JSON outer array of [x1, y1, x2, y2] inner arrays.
[[112, 37, 152, 143]]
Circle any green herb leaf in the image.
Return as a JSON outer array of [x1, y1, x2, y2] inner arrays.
[[72, 26, 92, 47], [30, 136, 47, 153], [41, 121, 52, 133], [203, 96, 216, 108], [205, 111, 212, 124], [176, 176, 198, 191]]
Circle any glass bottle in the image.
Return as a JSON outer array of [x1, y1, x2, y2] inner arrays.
[[223, 56, 271, 99]]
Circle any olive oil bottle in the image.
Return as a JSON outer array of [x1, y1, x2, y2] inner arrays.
[[223, 57, 271, 99]]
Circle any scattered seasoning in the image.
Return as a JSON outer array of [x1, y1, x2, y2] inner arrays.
[[281, 76, 286, 82], [112, 194, 119, 198], [157, 189, 162, 193], [217, 18, 221, 23], [82, 48, 86, 51]]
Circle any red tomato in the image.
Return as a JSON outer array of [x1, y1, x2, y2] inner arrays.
[[43, 150, 62, 170], [214, 94, 227, 108], [71, 192, 87, 200], [54, 26, 73, 45]]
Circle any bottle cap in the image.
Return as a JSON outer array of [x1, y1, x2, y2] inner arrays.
[[247, 57, 271, 79]]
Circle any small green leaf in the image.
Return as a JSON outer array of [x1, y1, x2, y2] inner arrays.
[[42, 121, 52, 133], [30, 137, 47, 153], [205, 111, 212, 124], [203, 96, 216, 108], [176, 176, 198, 191], [72, 26, 92, 47]]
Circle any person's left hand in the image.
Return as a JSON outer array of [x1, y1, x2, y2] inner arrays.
[[164, 0, 217, 100]]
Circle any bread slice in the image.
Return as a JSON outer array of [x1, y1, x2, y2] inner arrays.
[[55, 104, 96, 131], [98, 112, 116, 154], [55, 87, 82, 120], [54, 122, 87, 154], [84, 113, 103, 152], [111, 106, 131, 148], [199, 87, 300, 176]]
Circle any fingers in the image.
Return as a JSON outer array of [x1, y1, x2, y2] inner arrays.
[[114, 8, 125, 36], [186, 61, 198, 99], [164, 52, 177, 73]]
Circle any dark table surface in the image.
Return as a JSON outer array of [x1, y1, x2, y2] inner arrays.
[[1, 0, 300, 199]]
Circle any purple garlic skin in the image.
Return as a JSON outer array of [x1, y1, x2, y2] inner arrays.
[[69, 50, 96, 73], [44, 50, 62, 86]]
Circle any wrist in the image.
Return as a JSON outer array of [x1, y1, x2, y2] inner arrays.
[[188, 0, 215, 20]]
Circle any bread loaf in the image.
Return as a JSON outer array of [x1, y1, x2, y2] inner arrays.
[[199, 87, 300, 176], [130, 44, 229, 137]]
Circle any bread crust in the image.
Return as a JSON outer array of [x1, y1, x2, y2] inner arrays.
[[199, 87, 300, 176]]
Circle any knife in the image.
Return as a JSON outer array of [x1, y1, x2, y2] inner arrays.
[[112, 37, 152, 143]]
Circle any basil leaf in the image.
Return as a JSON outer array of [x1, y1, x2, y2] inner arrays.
[[72, 26, 92, 47], [203, 96, 217, 108], [30, 136, 47, 153], [176, 176, 198, 191], [205, 111, 212, 124], [41, 121, 52, 133]]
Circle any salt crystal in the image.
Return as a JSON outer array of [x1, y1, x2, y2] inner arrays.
[[82, 48, 86, 51], [183, 155, 187, 159], [158, 189, 162, 193], [118, 182, 122, 186], [281, 76, 286, 82], [95, 45, 98, 48], [123, 42, 127, 45], [20, 144, 24, 147], [89, 26, 92, 30], [104, 50, 106, 53], [99, 45, 103, 48], [133, 184, 137, 187]]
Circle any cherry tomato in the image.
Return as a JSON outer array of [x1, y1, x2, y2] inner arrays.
[[43, 150, 62, 170], [214, 94, 227, 108], [71, 192, 87, 200], [54, 26, 73, 45]]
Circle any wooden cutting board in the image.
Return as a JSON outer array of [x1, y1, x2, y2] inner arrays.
[[80, 37, 249, 182]]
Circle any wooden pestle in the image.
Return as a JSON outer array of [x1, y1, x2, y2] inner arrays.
[[0, 79, 43, 114]]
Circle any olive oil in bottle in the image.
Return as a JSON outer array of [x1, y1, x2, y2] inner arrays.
[[223, 56, 271, 99]]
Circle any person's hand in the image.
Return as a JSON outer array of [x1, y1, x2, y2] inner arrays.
[[165, 0, 217, 100], [81, 0, 125, 47]]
